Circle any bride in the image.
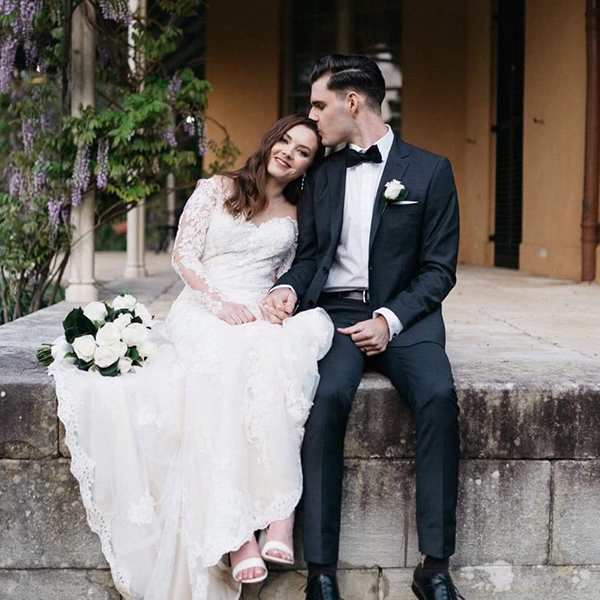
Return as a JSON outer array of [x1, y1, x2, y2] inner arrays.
[[48, 114, 334, 599]]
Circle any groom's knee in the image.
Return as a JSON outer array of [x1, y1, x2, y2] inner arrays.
[[305, 379, 355, 439], [414, 379, 459, 432]]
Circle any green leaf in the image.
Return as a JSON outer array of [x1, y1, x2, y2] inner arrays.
[[63, 308, 97, 343]]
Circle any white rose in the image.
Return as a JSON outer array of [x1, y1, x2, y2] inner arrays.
[[72, 334, 97, 361], [137, 340, 157, 359], [134, 302, 154, 327], [113, 313, 132, 331], [118, 356, 133, 374], [105, 340, 128, 358], [383, 179, 405, 201], [94, 344, 120, 368], [121, 323, 148, 346], [51, 336, 73, 362], [113, 294, 137, 311], [96, 322, 122, 346], [83, 301, 108, 325]]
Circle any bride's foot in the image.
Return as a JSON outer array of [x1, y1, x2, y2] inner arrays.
[[261, 513, 295, 564], [230, 536, 267, 583]]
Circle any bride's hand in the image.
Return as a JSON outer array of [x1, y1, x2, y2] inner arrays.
[[217, 302, 257, 325]]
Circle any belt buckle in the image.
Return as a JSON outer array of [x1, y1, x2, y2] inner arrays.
[[362, 290, 368, 303]]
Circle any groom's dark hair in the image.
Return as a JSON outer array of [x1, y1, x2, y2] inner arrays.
[[309, 54, 386, 110]]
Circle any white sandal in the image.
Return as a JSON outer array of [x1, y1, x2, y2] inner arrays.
[[231, 556, 268, 584], [258, 529, 295, 566]]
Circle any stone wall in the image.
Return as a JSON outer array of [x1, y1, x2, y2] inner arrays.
[[1, 301, 599, 599]]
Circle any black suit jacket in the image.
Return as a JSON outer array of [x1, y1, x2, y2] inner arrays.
[[276, 134, 460, 347]]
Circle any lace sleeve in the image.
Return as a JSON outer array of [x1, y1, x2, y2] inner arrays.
[[274, 222, 298, 281], [171, 177, 224, 314]]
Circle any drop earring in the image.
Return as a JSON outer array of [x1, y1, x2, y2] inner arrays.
[[301, 174, 306, 191]]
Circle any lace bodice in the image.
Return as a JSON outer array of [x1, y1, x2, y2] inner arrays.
[[171, 176, 298, 314]]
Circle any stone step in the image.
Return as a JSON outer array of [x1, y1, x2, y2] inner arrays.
[[2, 457, 599, 573]]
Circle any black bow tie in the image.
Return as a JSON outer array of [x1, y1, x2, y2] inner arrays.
[[345, 144, 383, 168]]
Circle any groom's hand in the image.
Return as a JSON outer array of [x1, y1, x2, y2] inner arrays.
[[338, 316, 390, 356], [260, 288, 297, 324]]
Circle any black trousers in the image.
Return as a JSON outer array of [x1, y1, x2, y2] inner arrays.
[[302, 297, 460, 563]]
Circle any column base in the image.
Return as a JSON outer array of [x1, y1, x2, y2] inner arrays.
[[65, 282, 98, 303], [123, 264, 148, 279]]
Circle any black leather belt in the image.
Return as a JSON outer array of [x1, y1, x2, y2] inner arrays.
[[320, 290, 370, 303]]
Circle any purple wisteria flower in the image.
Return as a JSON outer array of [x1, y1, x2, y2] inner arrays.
[[162, 127, 177, 149], [98, 0, 132, 26], [9, 170, 22, 198], [33, 157, 48, 194], [197, 118, 207, 156], [47, 196, 62, 237], [40, 108, 52, 134], [21, 117, 36, 154], [96, 139, 109, 190], [167, 75, 182, 105], [31, 85, 42, 103], [0, 36, 18, 93], [0, 0, 16, 17], [183, 115, 195, 137], [24, 38, 38, 68], [15, 0, 42, 38], [71, 144, 90, 207]]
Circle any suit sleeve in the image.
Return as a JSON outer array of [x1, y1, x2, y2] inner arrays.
[[383, 157, 460, 329], [273, 172, 319, 300]]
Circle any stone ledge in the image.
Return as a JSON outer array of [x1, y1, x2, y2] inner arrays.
[[2, 354, 599, 461], [552, 460, 600, 565], [0, 381, 57, 459], [347, 375, 600, 459], [0, 460, 107, 569], [0, 569, 120, 600], [242, 565, 600, 600], [383, 565, 600, 600]]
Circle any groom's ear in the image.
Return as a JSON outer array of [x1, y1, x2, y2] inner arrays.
[[346, 91, 360, 115]]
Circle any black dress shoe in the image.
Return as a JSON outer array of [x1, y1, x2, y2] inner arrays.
[[305, 573, 341, 600], [412, 563, 466, 600]]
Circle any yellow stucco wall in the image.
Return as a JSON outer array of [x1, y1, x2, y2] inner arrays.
[[205, 0, 281, 168], [401, 0, 467, 245], [520, 0, 587, 281], [464, 0, 494, 267]]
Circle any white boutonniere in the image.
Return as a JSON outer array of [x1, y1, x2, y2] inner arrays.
[[382, 179, 409, 214]]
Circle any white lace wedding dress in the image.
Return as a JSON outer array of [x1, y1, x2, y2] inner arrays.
[[48, 176, 334, 600]]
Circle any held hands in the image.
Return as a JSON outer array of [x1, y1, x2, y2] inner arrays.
[[259, 288, 297, 325], [338, 315, 390, 356], [217, 301, 257, 325]]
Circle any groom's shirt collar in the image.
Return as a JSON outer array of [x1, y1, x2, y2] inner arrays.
[[347, 125, 394, 164]]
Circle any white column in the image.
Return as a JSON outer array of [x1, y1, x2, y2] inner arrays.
[[166, 172, 177, 252], [124, 0, 148, 279], [66, 0, 98, 302]]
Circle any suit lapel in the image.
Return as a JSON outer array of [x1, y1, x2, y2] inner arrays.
[[326, 150, 347, 251], [368, 135, 410, 253]]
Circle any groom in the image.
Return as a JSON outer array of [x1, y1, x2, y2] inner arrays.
[[262, 54, 462, 600]]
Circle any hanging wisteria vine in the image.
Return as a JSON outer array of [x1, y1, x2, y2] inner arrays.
[[0, 0, 240, 323]]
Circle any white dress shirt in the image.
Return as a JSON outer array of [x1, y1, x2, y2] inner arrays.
[[322, 126, 402, 340], [273, 126, 403, 341]]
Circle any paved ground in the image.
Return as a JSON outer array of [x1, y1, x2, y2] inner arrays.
[[83, 251, 600, 386]]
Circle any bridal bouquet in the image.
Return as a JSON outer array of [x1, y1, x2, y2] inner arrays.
[[36, 292, 157, 376]]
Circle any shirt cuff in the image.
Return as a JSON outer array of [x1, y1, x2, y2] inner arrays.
[[270, 284, 297, 296], [373, 307, 403, 341]]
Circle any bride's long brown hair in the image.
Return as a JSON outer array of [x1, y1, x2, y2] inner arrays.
[[222, 115, 323, 220]]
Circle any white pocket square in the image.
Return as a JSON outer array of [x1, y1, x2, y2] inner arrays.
[[396, 200, 419, 205]]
